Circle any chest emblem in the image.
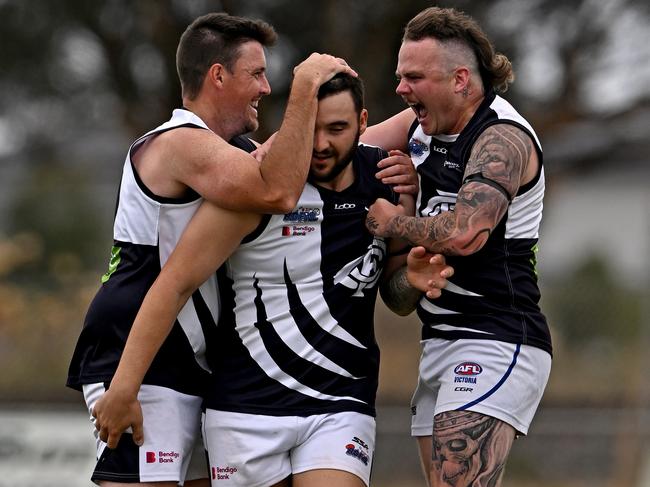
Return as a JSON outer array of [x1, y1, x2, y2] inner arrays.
[[408, 137, 429, 157], [333, 238, 387, 297]]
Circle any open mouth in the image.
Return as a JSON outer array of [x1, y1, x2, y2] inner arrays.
[[410, 102, 427, 121]]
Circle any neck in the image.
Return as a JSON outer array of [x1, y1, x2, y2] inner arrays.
[[449, 93, 484, 135], [314, 163, 355, 192], [183, 98, 236, 141]]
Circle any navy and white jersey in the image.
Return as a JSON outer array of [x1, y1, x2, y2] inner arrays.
[[66, 109, 256, 396], [204, 144, 397, 417], [409, 91, 552, 355]]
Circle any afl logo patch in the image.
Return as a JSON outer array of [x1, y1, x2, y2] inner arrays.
[[454, 362, 483, 376]]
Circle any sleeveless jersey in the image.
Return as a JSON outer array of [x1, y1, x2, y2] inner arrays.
[[204, 144, 398, 417], [66, 109, 256, 396], [409, 91, 552, 355]]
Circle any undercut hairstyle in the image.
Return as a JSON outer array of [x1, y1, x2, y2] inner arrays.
[[317, 73, 365, 115], [176, 13, 277, 100], [404, 7, 514, 93]]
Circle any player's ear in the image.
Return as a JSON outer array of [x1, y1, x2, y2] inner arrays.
[[207, 63, 226, 88], [359, 108, 368, 135]]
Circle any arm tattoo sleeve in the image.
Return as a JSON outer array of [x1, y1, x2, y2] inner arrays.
[[380, 265, 421, 316], [385, 124, 534, 256]]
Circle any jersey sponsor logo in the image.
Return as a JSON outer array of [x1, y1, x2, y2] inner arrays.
[[146, 450, 179, 464], [281, 225, 315, 236], [454, 362, 483, 375], [454, 386, 474, 392], [334, 203, 356, 210], [421, 192, 456, 217], [333, 238, 387, 297], [212, 466, 238, 480], [431, 145, 448, 154], [408, 137, 429, 157], [443, 160, 462, 171], [345, 443, 370, 465], [283, 206, 320, 223]]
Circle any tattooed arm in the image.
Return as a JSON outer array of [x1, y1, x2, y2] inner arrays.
[[366, 124, 537, 255], [381, 249, 454, 315]]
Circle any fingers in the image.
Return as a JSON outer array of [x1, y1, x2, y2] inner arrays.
[[376, 154, 417, 193], [106, 431, 123, 450], [426, 288, 443, 299], [294, 53, 357, 82], [333, 56, 358, 77], [409, 246, 427, 259], [392, 184, 419, 195], [132, 421, 144, 447]]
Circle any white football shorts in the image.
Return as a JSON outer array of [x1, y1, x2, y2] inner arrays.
[[203, 409, 375, 487], [83, 382, 208, 484], [411, 338, 551, 436]]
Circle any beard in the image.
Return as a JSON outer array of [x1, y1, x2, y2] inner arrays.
[[308, 131, 360, 184]]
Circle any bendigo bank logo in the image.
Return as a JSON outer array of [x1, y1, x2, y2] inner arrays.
[[212, 466, 238, 480], [146, 451, 179, 463]]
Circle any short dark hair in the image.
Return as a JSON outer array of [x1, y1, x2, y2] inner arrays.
[[176, 13, 277, 100], [317, 73, 365, 115], [404, 7, 514, 93]]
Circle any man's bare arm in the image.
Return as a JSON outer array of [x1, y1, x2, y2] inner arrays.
[[367, 124, 535, 255], [92, 203, 260, 448], [360, 108, 415, 152], [174, 54, 357, 213]]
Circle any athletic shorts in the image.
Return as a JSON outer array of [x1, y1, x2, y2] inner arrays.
[[410, 338, 551, 436], [83, 383, 208, 484], [203, 409, 375, 487]]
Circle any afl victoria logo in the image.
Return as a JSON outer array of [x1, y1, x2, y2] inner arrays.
[[454, 362, 482, 376]]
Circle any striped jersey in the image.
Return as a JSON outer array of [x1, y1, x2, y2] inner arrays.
[[410, 91, 552, 354], [204, 144, 398, 417], [66, 109, 256, 396]]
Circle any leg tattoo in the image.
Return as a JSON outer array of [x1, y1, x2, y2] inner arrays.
[[431, 411, 515, 487]]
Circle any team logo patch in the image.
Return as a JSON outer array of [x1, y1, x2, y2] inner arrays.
[[454, 362, 482, 375], [333, 238, 387, 297], [408, 137, 429, 157], [283, 206, 320, 223], [454, 362, 482, 385], [212, 466, 238, 480]]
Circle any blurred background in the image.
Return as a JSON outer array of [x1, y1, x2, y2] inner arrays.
[[1, 0, 649, 485]]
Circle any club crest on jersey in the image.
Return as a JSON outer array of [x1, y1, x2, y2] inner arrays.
[[421, 192, 456, 217], [283, 206, 320, 223], [408, 137, 429, 157], [333, 238, 386, 297]]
